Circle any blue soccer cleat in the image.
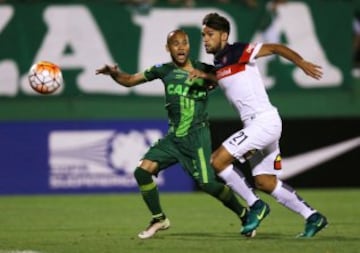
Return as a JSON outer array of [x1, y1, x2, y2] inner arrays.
[[297, 212, 328, 238], [241, 199, 270, 235]]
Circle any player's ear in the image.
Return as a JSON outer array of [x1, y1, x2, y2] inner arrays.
[[221, 32, 228, 41], [166, 44, 170, 52]]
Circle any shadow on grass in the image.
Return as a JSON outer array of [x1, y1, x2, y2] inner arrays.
[[161, 232, 360, 242]]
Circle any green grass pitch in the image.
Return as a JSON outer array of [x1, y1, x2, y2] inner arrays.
[[0, 189, 359, 253]]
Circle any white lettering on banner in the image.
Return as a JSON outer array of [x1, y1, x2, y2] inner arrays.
[[19, 5, 126, 95], [0, 5, 13, 34], [133, 8, 237, 95], [0, 6, 18, 96], [0, 4, 345, 97], [48, 129, 164, 189], [278, 3, 342, 87], [253, 2, 342, 88]]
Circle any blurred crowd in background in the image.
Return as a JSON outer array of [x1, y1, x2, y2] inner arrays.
[[353, 11, 360, 77], [0, 0, 259, 6], [142, 0, 259, 8], [121, 0, 273, 9]]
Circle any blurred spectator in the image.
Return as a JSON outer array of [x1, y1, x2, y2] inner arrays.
[[166, 0, 258, 8], [241, 0, 258, 8], [120, 0, 155, 13], [353, 11, 360, 78], [212, 0, 258, 8], [167, 0, 195, 7]]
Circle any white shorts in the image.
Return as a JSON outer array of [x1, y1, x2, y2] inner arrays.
[[222, 110, 283, 176]]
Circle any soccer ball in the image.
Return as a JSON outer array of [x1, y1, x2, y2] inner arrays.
[[28, 61, 63, 94]]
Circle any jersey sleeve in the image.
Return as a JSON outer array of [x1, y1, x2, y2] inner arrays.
[[248, 42, 263, 63], [238, 42, 263, 64], [197, 62, 217, 89], [202, 62, 216, 74], [143, 64, 162, 81]]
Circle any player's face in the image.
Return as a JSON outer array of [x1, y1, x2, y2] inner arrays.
[[167, 32, 190, 66], [202, 25, 224, 55]]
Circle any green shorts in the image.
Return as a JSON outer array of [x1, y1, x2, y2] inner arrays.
[[143, 124, 215, 185]]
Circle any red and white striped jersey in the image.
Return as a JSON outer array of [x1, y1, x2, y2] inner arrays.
[[214, 42, 276, 121]]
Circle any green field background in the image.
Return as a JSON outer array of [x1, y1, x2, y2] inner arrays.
[[0, 189, 359, 253]]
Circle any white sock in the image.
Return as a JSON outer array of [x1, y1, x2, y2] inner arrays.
[[271, 180, 316, 219], [218, 164, 259, 206]]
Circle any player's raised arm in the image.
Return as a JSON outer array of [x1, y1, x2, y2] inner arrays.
[[188, 68, 218, 90], [188, 68, 216, 82], [96, 64, 146, 87], [256, 43, 323, 80]]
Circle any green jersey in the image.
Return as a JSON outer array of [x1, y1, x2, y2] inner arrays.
[[144, 59, 215, 137]]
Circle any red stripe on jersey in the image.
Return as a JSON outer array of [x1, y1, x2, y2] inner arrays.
[[216, 63, 245, 80], [215, 43, 257, 80], [238, 43, 255, 64]]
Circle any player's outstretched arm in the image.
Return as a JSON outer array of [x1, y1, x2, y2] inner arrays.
[[256, 43, 323, 80], [188, 69, 218, 90], [95, 64, 146, 87]]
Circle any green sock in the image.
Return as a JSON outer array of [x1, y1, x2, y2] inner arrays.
[[220, 185, 247, 221], [201, 182, 247, 220], [134, 167, 164, 217]]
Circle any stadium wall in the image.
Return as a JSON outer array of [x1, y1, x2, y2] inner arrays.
[[0, 1, 358, 194]]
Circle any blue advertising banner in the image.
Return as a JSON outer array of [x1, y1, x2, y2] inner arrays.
[[0, 120, 194, 194]]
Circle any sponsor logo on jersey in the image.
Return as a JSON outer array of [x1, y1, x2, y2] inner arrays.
[[216, 68, 232, 79], [216, 64, 245, 79]]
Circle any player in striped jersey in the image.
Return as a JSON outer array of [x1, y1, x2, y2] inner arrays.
[[198, 12, 328, 238]]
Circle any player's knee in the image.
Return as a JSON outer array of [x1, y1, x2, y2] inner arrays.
[[210, 159, 221, 173], [210, 148, 234, 173], [210, 154, 228, 173], [254, 174, 277, 193]]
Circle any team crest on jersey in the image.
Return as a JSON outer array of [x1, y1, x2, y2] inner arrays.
[[274, 154, 282, 170]]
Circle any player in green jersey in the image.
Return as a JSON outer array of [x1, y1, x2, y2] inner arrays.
[[96, 29, 251, 239]]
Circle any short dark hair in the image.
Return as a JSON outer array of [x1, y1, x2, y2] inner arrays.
[[202, 13, 230, 34]]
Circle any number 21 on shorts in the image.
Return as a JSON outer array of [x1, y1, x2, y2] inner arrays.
[[230, 131, 248, 146]]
